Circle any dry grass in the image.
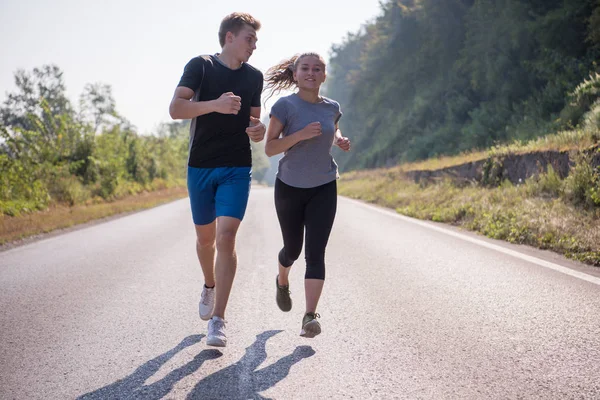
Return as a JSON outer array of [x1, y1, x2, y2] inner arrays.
[[0, 186, 188, 245], [378, 127, 600, 173], [398, 151, 488, 172]]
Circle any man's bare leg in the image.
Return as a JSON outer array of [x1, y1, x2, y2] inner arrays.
[[194, 221, 217, 287], [212, 216, 242, 319]]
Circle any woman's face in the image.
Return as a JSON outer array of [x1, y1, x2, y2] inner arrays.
[[293, 56, 326, 91]]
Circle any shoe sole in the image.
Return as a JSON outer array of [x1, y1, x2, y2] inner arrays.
[[199, 311, 213, 321], [199, 301, 214, 321], [300, 320, 321, 338], [206, 337, 227, 347]]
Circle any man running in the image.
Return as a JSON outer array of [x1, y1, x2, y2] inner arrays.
[[169, 12, 265, 347]]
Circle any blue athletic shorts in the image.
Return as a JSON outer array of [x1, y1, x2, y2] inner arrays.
[[187, 166, 252, 225]]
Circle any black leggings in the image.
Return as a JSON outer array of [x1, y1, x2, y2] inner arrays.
[[274, 178, 337, 280]]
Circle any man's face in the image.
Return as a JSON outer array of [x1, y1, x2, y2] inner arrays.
[[227, 25, 258, 63]]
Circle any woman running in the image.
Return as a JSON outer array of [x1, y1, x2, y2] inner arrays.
[[264, 52, 351, 338]]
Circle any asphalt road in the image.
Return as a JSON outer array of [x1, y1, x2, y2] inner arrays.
[[1, 186, 599, 399]]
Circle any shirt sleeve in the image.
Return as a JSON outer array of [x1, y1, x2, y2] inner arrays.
[[335, 102, 343, 124], [251, 71, 263, 108], [177, 57, 205, 91], [269, 97, 287, 125]]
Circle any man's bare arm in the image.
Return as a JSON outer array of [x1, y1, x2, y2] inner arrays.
[[169, 87, 242, 120], [169, 87, 215, 120], [246, 106, 266, 142], [250, 106, 261, 120]]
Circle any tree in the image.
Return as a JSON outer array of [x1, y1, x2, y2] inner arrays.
[[323, 0, 600, 169], [79, 83, 119, 132], [0, 65, 72, 132]]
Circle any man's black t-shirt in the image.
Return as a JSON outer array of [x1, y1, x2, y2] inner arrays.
[[177, 54, 263, 168]]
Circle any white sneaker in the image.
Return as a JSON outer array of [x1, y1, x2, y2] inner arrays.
[[199, 285, 215, 321], [206, 316, 227, 347]]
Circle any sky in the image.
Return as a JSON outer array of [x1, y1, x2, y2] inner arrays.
[[0, 0, 384, 134]]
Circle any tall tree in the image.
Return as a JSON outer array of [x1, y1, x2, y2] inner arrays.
[[0, 65, 72, 132]]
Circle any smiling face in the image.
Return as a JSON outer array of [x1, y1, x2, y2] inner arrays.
[[225, 24, 258, 64], [293, 55, 326, 91]]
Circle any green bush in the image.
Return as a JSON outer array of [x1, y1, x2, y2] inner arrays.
[[0, 154, 50, 213], [563, 152, 600, 208], [525, 164, 563, 198], [0, 66, 191, 217], [47, 167, 91, 206]]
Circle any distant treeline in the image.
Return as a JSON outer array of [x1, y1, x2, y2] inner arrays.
[[326, 0, 600, 170], [0, 66, 191, 216]]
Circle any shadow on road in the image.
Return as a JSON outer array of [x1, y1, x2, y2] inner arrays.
[[186, 330, 315, 399], [77, 334, 218, 399], [77, 330, 315, 400]]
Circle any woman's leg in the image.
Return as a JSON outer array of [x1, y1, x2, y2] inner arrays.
[[274, 178, 306, 285], [303, 180, 337, 313]]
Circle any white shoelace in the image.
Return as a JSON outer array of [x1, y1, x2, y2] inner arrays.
[[209, 318, 226, 336]]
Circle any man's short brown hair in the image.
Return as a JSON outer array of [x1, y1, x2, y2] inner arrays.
[[218, 12, 261, 47]]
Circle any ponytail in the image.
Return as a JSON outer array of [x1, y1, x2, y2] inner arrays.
[[264, 55, 299, 101]]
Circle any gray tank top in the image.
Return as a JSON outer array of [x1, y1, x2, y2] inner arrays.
[[269, 93, 342, 188]]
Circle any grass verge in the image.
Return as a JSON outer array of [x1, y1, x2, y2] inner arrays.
[[0, 186, 188, 246], [339, 169, 600, 267]]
